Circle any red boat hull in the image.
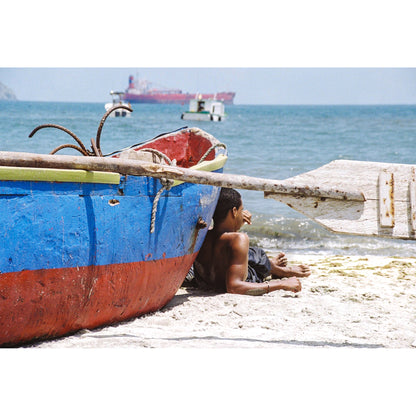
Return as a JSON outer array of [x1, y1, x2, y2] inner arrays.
[[0, 253, 196, 346]]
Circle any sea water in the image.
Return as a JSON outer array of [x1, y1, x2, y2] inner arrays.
[[0, 101, 415, 256]]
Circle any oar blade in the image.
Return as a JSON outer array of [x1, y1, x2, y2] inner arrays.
[[266, 160, 416, 240]]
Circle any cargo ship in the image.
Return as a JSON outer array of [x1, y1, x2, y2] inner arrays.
[[122, 76, 235, 104]]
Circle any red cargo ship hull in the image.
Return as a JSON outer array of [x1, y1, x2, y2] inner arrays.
[[122, 76, 235, 104], [123, 91, 235, 104]]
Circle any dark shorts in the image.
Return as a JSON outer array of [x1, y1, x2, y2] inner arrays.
[[246, 247, 271, 283]]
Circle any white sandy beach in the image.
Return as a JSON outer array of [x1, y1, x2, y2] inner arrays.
[[34, 254, 416, 349], [14, 255, 416, 416]]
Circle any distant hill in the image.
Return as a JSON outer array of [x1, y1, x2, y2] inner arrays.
[[0, 82, 17, 100]]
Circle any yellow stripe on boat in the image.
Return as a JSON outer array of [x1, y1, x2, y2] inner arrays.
[[0, 166, 120, 184], [172, 154, 228, 187]]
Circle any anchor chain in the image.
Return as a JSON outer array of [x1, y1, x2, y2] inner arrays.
[[28, 104, 132, 156]]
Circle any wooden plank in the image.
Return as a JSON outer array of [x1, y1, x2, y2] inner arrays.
[[410, 167, 416, 232], [378, 170, 395, 228], [0, 151, 364, 202], [265, 160, 416, 240]]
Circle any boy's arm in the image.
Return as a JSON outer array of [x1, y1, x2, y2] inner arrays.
[[225, 233, 301, 296]]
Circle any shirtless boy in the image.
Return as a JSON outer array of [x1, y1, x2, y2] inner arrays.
[[193, 188, 311, 296]]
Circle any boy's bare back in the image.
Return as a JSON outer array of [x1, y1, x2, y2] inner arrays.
[[194, 230, 249, 292]]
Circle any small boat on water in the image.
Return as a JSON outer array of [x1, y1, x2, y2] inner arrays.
[[0, 105, 227, 346], [104, 91, 132, 117], [181, 98, 227, 122]]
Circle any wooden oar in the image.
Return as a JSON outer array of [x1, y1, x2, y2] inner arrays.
[[0, 151, 414, 240], [265, 159, 416, 241], [0, 151, 363, 201]]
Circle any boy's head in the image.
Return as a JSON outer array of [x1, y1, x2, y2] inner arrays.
[[213, 188, 242, 225]]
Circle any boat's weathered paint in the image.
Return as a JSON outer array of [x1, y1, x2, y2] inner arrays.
[[0, 127, 226, 346]]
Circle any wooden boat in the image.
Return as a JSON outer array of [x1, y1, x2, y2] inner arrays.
[[0, 106, 227, 346], [181, 98, 227, 122]]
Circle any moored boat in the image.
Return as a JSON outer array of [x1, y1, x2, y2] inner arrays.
[[104, 91, 132, 117], [0, 106, 227, 346], [181, 98, 227, 122]]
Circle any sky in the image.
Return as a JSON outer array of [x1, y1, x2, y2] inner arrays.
[[1, 67, 416, 105], [1, 2, 415, 105]]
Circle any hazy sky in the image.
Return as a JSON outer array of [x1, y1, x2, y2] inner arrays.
[[1, 2, 416, 105], [1, 67, 416, 105]]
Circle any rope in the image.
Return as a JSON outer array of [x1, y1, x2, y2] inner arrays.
[[150, 178, 174, 233], [138, 148, 174, 165], [143, 147, 175, 233], [198, 143, 227, 163]]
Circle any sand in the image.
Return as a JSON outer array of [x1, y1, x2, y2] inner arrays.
[[34, 254, 416, 349]]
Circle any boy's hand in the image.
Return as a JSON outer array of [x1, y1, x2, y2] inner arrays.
[[242, 210, 252, 225]]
